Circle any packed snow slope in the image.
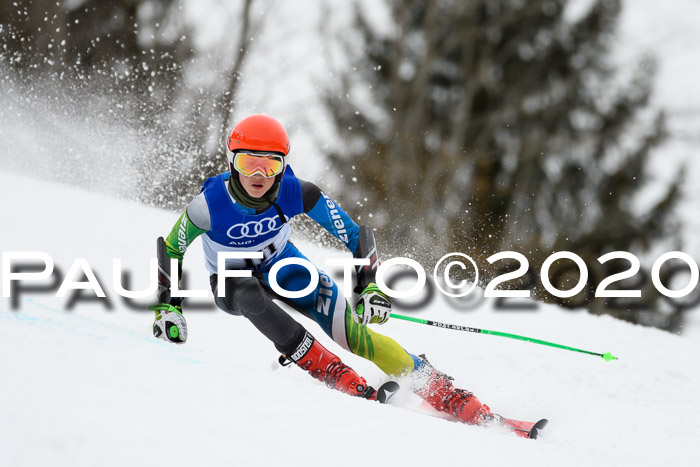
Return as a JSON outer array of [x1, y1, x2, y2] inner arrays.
[[1, 170, 699, 467]]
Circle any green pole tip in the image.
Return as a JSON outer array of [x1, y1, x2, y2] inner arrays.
[[601, 352, 617, 362]]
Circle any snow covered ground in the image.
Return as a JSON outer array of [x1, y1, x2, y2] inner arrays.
[[2, 1, 700, 465], [2, 170, 699, 467]]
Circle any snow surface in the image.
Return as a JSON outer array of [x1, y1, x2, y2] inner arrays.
[[2, 2, 700, 464], [1, 170, 699, 467]]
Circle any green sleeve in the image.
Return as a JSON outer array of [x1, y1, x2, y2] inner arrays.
[[164, 210, 207, 264]]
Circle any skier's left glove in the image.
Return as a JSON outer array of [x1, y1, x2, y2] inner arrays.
[[150, 303, 187, 344], [353, 283, 392, 325]]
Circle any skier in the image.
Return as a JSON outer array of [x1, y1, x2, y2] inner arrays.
[[150, 114, 538, 434]]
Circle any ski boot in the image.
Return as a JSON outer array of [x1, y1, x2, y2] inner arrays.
[[413, 355, 492, 425], [282, 332, 380, 400], [413, 355, 547, 438]]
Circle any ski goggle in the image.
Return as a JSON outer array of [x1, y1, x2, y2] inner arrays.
[[229, 152, 285, 178]]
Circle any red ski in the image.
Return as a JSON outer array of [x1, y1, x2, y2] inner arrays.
[[495, 416, 549, 439], [418, 399, 548, 439]]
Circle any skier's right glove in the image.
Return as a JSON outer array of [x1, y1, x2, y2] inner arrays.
[[150, 303, 188, 344], [353, 283, 392, 325]]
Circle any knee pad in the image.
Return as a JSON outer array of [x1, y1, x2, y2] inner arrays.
[[215, 276, 264, 316], [228, 276, 272, 318]]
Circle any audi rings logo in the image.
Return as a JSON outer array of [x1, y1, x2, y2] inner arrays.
[[226, 216, 283, 240]]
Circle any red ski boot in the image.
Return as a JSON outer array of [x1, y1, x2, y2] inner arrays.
[[413, 355, 492, 425], [284, 332, 376, 399]]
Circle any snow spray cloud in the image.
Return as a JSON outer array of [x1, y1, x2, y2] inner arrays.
[[0, 63, 158, 201], [2, 250, 699, 313]]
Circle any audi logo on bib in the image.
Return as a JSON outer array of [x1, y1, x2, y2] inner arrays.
[[226, 216, 283, 240]]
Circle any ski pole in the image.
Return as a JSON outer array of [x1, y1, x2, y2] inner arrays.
[[390, 313, 618, 362]]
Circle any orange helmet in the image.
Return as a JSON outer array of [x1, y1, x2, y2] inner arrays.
[[227, 114, 290, 155]]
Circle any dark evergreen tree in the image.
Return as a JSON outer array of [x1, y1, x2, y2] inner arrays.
[[324, 0, 685, 329]]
